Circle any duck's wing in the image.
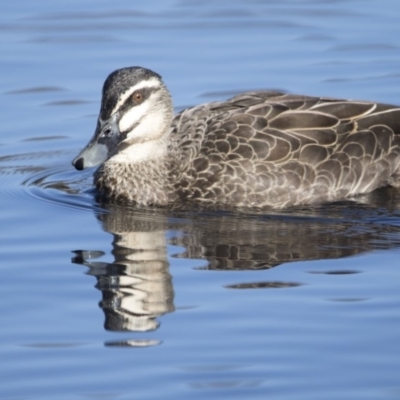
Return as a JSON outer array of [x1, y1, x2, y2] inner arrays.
[[170, 92, 400, 205], [170, 92, 394, 163], [200, 93, 400, 163]]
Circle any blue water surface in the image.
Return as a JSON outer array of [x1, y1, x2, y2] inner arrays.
[[1, 1, 400, 399]]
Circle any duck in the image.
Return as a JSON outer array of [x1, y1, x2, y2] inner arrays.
[[72, 66, 400, 209]]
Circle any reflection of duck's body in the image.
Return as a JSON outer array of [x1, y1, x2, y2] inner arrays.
[[72, 67, 400, 208]]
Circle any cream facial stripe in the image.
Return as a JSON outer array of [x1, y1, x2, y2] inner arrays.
[[118, 101, 151, 134], [110, 76, 161, 115]]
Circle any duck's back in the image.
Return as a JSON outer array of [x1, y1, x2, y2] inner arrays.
[[169, 91, 400, 208]]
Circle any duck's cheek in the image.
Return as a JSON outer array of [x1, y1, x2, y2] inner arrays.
[[118, 102, 150, 139]]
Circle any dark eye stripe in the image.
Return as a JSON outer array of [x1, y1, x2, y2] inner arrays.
[[100, 85, 160, 120], [118, 87, 159, 114]]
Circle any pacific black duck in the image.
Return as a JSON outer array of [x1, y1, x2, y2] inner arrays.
[[72, 67, 400, 208]]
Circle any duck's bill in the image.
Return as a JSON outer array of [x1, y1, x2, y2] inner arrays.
[[72, 114, 121, 170]]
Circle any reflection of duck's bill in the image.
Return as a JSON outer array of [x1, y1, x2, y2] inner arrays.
[[72, 114, 121, 170]]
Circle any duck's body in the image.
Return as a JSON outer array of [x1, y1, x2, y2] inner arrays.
[[73, 67, 400, 208]]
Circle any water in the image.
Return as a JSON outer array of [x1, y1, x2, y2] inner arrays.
[[1, 1, 400, 398]]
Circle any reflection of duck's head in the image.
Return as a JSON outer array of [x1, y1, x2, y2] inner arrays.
[[72, 66, 400, 208], [72, 206, 174, 333]]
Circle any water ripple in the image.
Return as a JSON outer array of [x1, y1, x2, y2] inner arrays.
[[0, 157, 97, 213]]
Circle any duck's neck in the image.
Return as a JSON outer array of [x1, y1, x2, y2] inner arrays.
[[94, 139, 173, 205]]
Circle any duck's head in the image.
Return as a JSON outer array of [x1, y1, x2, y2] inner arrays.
[[72, 67, 173, 170]]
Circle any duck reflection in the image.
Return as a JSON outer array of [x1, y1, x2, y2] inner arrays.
[[72, 208, 174, 332], [72, 190, 400, 333]]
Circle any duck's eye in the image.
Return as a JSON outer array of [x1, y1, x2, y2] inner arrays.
[[132, 91, 143, 104]]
